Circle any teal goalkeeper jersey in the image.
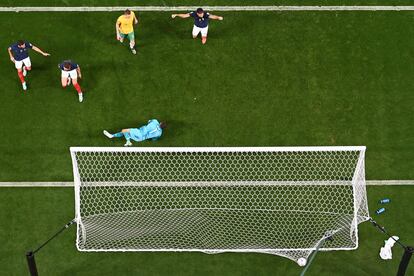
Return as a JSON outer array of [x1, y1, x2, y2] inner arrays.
[[129, 119, 163, 142]]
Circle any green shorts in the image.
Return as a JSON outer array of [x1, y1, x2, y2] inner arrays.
[[120, 32, 135, 41]]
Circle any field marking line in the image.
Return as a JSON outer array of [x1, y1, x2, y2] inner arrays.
[[367, 180, 414, 186], [0, 180, 413, 187], [2, 6, 414, 12], [0, 182, 74, 187]]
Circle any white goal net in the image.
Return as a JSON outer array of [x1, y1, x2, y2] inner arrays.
[[70, 146, 369, 265]]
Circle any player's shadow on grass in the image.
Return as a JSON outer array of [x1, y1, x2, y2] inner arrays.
[[159, 119, 186, 140], [31, 63, 51, 71]]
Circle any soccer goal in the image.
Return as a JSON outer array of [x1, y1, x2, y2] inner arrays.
[[70, 146, 369, 265]]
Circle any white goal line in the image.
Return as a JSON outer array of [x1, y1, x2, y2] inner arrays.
[[2, 6, 414, 12], [0, 180, 413, 187]]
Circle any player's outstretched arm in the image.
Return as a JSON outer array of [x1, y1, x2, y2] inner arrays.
[[115, 21, 121, 40], [134, 13, 138, 25], [7, 47, 15, 62], [32, 45, 50, 56], [209, 14, 224, 20], [171, 13, 191, 19], [77, 66, 82, 79]]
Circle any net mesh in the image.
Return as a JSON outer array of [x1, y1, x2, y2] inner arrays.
[[71, 147, 369, 264]]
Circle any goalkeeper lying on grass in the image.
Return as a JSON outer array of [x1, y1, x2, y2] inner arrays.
[[104, 119, 166, 146]]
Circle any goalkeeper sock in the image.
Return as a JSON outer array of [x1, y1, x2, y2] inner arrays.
[[113, 132, 124, 138], [17, 71, 25, 83], [74, 83, 82, 94]]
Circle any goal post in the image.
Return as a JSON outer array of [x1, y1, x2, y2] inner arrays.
[[70, 146, 369, 265]]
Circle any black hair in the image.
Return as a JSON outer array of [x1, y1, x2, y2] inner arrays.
[[196, 8, 204, 14], [17, 40, 25, 46], [63, 62, 72, 70], [124, 9, 131, 15]]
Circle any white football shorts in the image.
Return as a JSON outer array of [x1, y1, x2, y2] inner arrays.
[[192, 25, 209, 37], [61, 69, 78, 79], [14, 57, 31, 70]]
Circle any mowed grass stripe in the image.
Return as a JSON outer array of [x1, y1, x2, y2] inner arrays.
[[0, 12, 413, 181]]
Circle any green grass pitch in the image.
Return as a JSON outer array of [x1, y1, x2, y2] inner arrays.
[[1, 186, 413, 275], [0, 2, 414, 275], [1, 11, 414, 181]]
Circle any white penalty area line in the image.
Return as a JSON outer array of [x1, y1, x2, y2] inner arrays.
[[2, 6, 414, 12], [0, 180, 413, 187]]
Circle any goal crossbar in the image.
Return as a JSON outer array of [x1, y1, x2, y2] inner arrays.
[[70, 146, 366, 153]]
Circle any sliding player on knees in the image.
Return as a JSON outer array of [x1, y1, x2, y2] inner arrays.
[[104, 119, 166, 146], [172, 8, 223, 44], [7, 40, 50, 91], [58, 60, 84, 102], [116, 9, 138, 54]]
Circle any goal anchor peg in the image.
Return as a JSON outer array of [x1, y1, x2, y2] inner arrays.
[[26, 251, 38, 276]]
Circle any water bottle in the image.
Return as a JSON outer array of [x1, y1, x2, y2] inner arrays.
[[376, 208, 386, 214], [379, 198, 391, 204]]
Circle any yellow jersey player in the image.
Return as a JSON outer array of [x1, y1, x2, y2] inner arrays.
[[116, 9, 138, 54]]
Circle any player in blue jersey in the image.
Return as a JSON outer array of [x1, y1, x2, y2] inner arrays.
[[7, 40, 50, 91], [103, 119, 166, 146], [58, 60, 83, 102], [172, 8, 223, 44]]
